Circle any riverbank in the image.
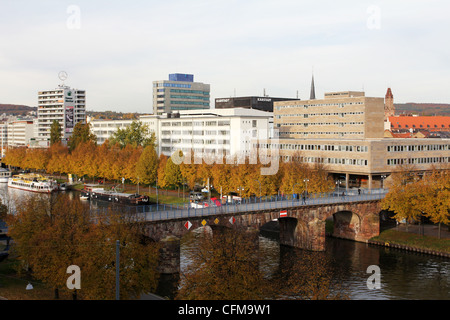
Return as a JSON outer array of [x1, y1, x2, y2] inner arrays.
[[369, 227, 450, 258]]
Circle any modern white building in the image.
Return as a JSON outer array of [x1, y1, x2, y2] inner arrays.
[[6, 120, 34, 147], [37, 85, 86, 142], [88, 118, 134, 145], [89, 108, 274, 159], [0, 123, 7, 157]]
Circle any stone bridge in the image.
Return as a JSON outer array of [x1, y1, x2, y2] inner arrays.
[[143, 199, 383, 273]]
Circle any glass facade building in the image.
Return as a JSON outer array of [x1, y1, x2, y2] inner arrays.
[[153, 74, 210, 115]]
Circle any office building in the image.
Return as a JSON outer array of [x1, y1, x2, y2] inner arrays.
[[257, 90, 450, 190], [152, 74, 210, 115], [37, 85, 86, 143], [6, 120, 34, 147], [274, 91, 385, 140], [89, 108, 273, 159]]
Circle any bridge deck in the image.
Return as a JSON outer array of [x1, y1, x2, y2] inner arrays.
[[99, 190, 388, 223]]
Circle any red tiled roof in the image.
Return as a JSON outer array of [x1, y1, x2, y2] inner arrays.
[[388, 116, 450, 132]]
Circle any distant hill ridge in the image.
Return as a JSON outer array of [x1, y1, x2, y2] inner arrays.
[[0, 104, 36, 116], [0, 102, 448, 117], [395, 103, 450, 116]]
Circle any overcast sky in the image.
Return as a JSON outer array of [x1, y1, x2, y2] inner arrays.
[[1, 0, 449, 113]]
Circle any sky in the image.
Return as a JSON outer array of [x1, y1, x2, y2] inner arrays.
[[0, 0, 449, 113]]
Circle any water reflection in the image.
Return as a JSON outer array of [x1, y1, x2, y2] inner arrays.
[[180, 230, 449, 300]]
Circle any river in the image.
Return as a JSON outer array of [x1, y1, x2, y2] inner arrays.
[[1, 185, 449, 300]]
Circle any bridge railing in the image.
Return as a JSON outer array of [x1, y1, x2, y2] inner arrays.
[[117, 188, 389, 222]]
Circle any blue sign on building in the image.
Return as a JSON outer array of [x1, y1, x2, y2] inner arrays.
[[169, 73, 194, 82]]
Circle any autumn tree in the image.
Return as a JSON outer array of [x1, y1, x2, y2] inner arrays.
[[3, 147, 27, 169], [157, 154, 169, 189], [122, 145, 143, 184], [416, 171, 450, 238], [135, 145, 158, 185], [165, 152, 183, 189], [79, 209, 160, 300], [180, 151, 199, 190], [274, 249, 349, 300], [46, 142, 69, 176], [176, 227, 268, 300], [7, 194, 160, 300]]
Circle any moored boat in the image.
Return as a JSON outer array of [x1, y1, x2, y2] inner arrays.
[[80, 184, 151, 205], [8, 173, 58, 193]]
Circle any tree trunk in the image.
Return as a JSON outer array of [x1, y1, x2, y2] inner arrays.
[[438, 222, 441, 239]]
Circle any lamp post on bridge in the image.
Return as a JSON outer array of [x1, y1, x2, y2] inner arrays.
[[381, 175, 387, 190], [303, 178, 309, 198], [336, 180, 341, 196]]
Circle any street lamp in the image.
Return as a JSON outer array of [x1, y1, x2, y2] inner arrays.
[[303, 179, 309, 196], [381, 175, 387, 189], [336, 180, 340, 195]]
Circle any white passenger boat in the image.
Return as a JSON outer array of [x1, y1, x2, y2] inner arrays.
[[0, 168, 11, 183], [8, 173, 59, 193]]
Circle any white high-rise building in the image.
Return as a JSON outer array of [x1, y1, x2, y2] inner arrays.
[[37, 85, 86, 143]]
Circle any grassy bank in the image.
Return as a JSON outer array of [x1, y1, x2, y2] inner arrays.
[[370, 229, 450, 254]]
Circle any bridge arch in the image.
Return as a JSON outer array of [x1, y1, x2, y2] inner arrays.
[[331, 210, 362, 241]]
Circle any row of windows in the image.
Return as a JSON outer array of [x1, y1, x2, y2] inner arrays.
[[169, 95, 210, 101], [161, 138, 231, 145], [257, 143, 369, 152], [276, 111, 364, 118], [387, 157, 450, 166], [278, 156, 368, 166], [161, 130, 230, 136], [278, 131, 364, 136], [170, 107, 209, 111], [387, 144, 450, 152], [170, 89, 209, 95], [171, 101, 210, 106], [161, 147, 231, 155], [154, 83, 192, 89], [10, 181, 51, 190], [278, 122, 364, 127], [276, 101, 364, 110], [161, 121, 231, 127]]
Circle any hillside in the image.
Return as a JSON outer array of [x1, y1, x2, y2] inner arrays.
[[0, 104, 36, 116], [395, 103, 450, 116]]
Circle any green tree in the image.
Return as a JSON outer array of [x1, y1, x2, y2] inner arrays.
[[110, 120, 156, 149], [50, 120, 62, 146], [68, 122, 97, 152]]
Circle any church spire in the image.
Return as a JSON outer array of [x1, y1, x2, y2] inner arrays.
[[310, 73, 316, 100]]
